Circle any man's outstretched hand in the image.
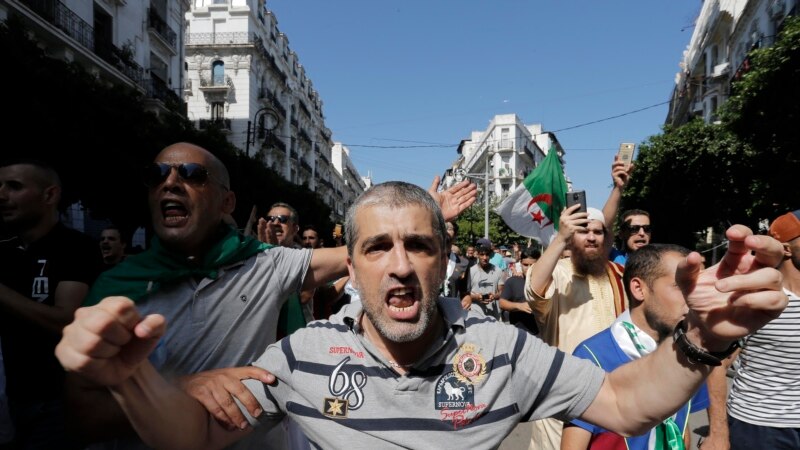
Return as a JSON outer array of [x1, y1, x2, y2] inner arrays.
[[678, 225, 786, 349], [428, 176, 478, 222]]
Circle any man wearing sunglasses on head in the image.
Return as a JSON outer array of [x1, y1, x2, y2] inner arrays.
[[610, 209, 652, 266], [64, 142, 478, 450]]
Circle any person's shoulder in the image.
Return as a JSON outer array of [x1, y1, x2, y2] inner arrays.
[[553, 257, 574, 274], [572, 328, 614, 359], [607, 260, 624, 276]]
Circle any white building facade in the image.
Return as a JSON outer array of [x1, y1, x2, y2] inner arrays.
[[442, 114, 563, 203], [666, 0, 797, 126], [1, 0, 189, 117], [1, 0, 189, 242], [184, 0, 365, 221]]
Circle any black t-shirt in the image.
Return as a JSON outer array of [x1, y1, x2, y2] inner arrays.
[[500, 276, 538, 335], [0, 222, 101, 405]]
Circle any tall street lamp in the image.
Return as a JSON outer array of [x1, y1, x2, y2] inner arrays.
[[453, 150, 493, 239], [245, 107, 280, 157]]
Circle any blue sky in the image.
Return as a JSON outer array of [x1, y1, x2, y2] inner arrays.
[[268, 1, 702, 208]]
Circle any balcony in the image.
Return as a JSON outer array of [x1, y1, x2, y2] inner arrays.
[[495, 140, 515, 151], [23, 0, 93, 48], [95, 41, 145, 87], [198, 118, 232, 131], [147, 8, 177, 52], [710, 62, 730, 79], [199, 75, 231, 103], [145, 77, 181, 106], [496, 168, 514, 179], [185, 32, 250, 46]]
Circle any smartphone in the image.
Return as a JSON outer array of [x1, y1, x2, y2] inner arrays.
[[565, 190, 587, 213], [617, 143, 635, 168]]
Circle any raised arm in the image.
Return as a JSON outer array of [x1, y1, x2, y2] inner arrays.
[[579, 226, 785, 436], [601, 156, 634, 231], [56, 297, 250, 450], [525, 204, 587, 298], [428, 176, 478, 222]]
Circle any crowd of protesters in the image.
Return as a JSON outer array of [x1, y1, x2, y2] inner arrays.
[[0, 144, 796, 450]]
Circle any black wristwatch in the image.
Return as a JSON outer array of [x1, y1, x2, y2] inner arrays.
[[673, 320, 739, 366]]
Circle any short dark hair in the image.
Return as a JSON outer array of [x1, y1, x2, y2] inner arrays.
[[621, 209, 650, 225], [0, 158, 62, 189], [476, 245, 492, 255], [623, 243, 689, 305], [446, 221, 459, 235], [345, 181, 446, 257], [521, 246, 541, 260], [269, 202, 298, 223], [301, 224, 319, 234]]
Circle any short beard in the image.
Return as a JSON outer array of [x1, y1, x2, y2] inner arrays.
[[571, 248, 607, 277], [359, 278, 442, 343], [644, 307, 673, 343]]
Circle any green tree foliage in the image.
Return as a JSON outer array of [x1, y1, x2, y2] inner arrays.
[[0, 18, 332, 242], [719, 15, 800, 217], [622, 119, 755, 247], [455, 201, 525, 250], [623, 16, 799, 246]]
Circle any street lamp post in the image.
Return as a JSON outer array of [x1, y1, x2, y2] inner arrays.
[[454, 150, 493, 239], [245, 106, 280, 157]]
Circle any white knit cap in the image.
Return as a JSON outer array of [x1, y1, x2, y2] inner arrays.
[[586, 207, 605, 224]]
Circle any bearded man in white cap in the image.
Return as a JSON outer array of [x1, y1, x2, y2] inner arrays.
[[518, 156, 633, 450], [526, 205, 626, 352], [523, 204, 627, 450]]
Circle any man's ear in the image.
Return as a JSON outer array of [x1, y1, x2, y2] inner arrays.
[[628, 277, 647, 303], [222, 191, 236, 215], [43, 185, 61, 207], [346, 255, 358, 290], [783, 243, 793, 258]]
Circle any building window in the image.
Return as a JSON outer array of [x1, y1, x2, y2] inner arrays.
[[211, 102, 225, 121], [212, 61, 225, 86], [150, 53, 168, 83], [500, 128, 510, 148]]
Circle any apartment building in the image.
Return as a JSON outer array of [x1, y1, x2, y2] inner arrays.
[[1, 0, 188, 116], [442, 114, 562, 202], [185, 0, 366, 221], [666, 0, 797, 126]]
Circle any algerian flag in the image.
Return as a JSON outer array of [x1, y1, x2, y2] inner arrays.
[[495, 144, 568, 245]]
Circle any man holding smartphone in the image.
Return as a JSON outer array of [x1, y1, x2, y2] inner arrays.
[[462, 244, 505, 318], [524, 156, 632, 450]]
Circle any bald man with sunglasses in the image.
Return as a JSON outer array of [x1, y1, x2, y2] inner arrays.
[[65, 142, 477, 449]]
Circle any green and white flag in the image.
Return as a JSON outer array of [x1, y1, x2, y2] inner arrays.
[[495, 144, 568, 245]]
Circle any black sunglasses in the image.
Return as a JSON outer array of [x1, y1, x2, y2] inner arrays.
[[625, 224, 652, 234], [143, 163, 227, 189], [266, 215, 292, 224]]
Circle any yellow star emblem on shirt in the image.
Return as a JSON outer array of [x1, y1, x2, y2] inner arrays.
[[323, 397, 348, 418]]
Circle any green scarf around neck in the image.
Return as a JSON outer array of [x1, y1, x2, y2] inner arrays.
[[84, 226, 272, 306]]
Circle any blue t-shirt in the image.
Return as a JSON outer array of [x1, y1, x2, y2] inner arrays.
[[569, 328, 709, 450], [490, 252, 508, 270], [609, 247, 627, 266]]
